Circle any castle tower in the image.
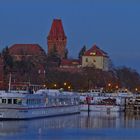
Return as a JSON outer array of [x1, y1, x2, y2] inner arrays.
[[47, 19, 67, 59]]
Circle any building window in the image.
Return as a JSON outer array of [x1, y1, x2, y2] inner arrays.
[[85, 58, 88, 62], [90, 52, 96, 56]]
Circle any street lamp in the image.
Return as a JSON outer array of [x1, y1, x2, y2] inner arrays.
[[135, 88, 138, 92], [125, 88, 128, 92], [64, 82, 67, 86], [116, 85, 119, 89], [68, 86, 71, 89], [108, 83, 111, 87]]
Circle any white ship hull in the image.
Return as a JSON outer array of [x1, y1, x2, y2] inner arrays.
[[0, 105, 80, 120], [0, 89, 80, 120], [80, 104, 120, 112]]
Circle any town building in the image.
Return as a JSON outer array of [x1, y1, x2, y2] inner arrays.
[[59, 59, 81, 73], [60, 59, 81, 69], [82, 44, 109, 71], [0, 18, 111, 90], [47, 19, 67, 59]]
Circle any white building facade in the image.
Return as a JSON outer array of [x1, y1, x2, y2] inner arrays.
[[82, 44, 109, 71]]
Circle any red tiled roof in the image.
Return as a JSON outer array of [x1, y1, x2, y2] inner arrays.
[[9, 44, 46, 56], [61, 59, 81, 66], [47, 19, 67, 40], [84, 44, 108, 57]]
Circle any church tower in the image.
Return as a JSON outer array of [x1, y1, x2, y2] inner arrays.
[[47, 19, 67, 59]]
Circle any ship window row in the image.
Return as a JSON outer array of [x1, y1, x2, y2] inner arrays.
[[0, 98, 22, 105], [26, 99, 42, 105], [47, 98, 79, 105]]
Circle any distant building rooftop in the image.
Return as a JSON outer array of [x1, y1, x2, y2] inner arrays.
[[61, 59, 81, 66], [9, 44, 46, 56], [84, 44, 108, 57]]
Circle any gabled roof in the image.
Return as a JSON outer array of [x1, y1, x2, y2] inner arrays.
[[84, 44, 108, 57], [9, 44, 46, 56], [47, 19, 67, 40]]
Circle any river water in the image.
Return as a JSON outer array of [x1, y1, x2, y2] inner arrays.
[[0, 111, 140, 140]]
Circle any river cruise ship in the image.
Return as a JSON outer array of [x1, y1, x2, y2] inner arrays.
[[0, 89, 80, 120]]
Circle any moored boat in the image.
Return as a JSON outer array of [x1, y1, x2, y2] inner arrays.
[[80, 97, 121, 112], [0, 89, 80, 120]]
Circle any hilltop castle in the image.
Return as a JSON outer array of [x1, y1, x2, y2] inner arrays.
[[0, 18, 110, 89]]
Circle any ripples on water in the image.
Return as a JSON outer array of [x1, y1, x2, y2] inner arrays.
[[1, 112, 140, 140]]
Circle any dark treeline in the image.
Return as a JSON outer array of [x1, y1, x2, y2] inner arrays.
[[46, 66, 140, 92], [1, 47, 140, 92]]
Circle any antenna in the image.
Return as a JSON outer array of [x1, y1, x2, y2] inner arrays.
[[8, 73, 12, 92]]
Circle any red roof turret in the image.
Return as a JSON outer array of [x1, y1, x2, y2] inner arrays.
[[47, 19, 67, 40], [47, 19, 67, 59]]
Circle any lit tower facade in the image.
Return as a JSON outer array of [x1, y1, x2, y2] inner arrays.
[[47, 19, 67, 59]]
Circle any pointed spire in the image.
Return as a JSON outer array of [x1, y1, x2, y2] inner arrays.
[[47, 19, 67, 59], [48, 19, 67, 40]]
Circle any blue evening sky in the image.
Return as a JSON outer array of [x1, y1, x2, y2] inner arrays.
[[0, 0, 140, 72]]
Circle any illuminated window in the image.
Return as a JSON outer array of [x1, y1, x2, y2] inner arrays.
[[17, 99, 22, 105], [90, 52, 96, 55]]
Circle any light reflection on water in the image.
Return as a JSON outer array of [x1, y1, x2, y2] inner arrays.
[[0, 112, 140, 140]]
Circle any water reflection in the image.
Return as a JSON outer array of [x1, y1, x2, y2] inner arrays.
[[80, 111, 121, 129], [1, 112, 140, 140], [0, 115, 80, 136]]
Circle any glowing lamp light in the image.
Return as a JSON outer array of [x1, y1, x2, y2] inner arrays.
[[108, 83, 111, 87], [64, 82, 67, 86], [125, 88, 128, 92]]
